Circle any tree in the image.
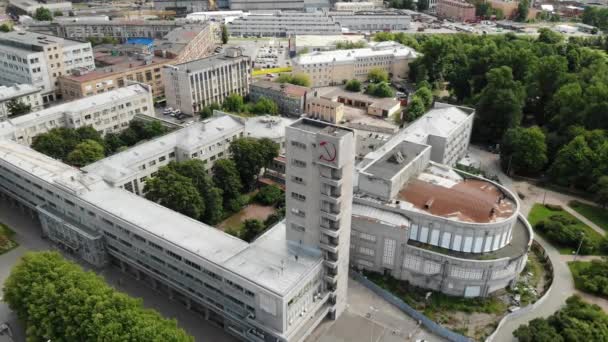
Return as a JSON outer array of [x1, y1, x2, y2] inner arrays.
[[406, 96, 426, 121], [229, 138, 279, 190], [368, 68, 389, 83], [0, 24, 11, 32], [223, 93, 244, 112], [4, 251, 193, 342], [335, 41, 366, 49], [34, 7, 53, 21], [276, 73, 311, 87], [221, 24, 228, 44], [252, 96, 279, 115], [516, 0, 530, 22], [200, 102, 220, 119], [66, 140, 105, 167], [414, 86, 433, 109], [537, 28, 563, 44], [500, 126, 548, 175], [103, 133, 125, 154], [203, 187, 224, 224], [6, 99, 31, 117], [474, 66, 525, 142], [417, 0, 429, 11], [31, 129, 71, 160], [345, 79, 362, 92], [144, 168, 204, 220], [549, 135, 595, 189], [254, 185, 283, 206], [53, 10, 63, 16], [212, 159, 243, 206], [241, 219, 265, 242], [592, 176, 608, 208], [365, 82, 395, 98]]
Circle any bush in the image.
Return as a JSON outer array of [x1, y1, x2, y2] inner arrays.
[[535, 217, 598, 254], [254, 185, 283, 206], [345, 79, 362, 92], [365, 82, 395, 98], [570, 259, 608, 298]]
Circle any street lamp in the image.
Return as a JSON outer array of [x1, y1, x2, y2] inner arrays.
[[574, 232, 584, 262]]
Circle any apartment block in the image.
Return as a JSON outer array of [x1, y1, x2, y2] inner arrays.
[[0, 31, 95, 103], [437, 0, 476, 22], [249, 80, 309, 117], [152, 23, 221, 64], [50, 19, 181, 42], [163, 48, 251, 115], [0, 84, 43, 121], [293, 41, 419, 87], [0, 84, 154, 145]]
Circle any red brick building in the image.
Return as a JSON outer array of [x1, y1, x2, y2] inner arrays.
[[437, 0, 476, 22]]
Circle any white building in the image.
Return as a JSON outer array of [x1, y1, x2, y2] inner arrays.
[[0, 84, 43, 121], [0, 116, 356, 342], [0, 84, 154, 145], [162, 47, 251, 115], [293, 41, 419, 87], [8, 0, 72, 16], [333, 2, 379, 11], [0, 31, 95, 103]]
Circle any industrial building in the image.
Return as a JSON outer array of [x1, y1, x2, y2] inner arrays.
[[162, 47, 251, 115], [293, 41, 419, 87], [0, 117, 355, 342], [249, 80, 309, 117], [0, 84, 43, 121], [0, 84, 154, 145], [0, 31, 95, 103]]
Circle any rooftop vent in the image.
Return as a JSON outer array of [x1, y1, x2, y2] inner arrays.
[[387, 151, 405, 164]]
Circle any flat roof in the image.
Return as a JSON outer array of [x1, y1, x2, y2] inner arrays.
[[352, 202, 410, 228], [223, 221, 323, 295], [397, 163, 516, 223], [170, 51, 248, 72], [290, 117, 353, 137], [251, 80, 309, 98], [0, 84, 40, 101], [244, 115, 294, 140], [83, 115, 244, 183], [363, 141, 429, 180], [294, 34, 366, 47], [295, 41, 418, 65], [0, 30, 83, 49]]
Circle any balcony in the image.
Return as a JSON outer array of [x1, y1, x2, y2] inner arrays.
[[320, 208, 340, 221], [320, 227, 340, 238], [319, 241, 338, 254], [245, 330, 266, 342], [324, 273, 338, 284], [320, 174, 342, 187], [321, 192, 341, 205], [323, 259, 338, 269]]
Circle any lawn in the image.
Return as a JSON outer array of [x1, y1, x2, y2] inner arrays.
[[528, 203, 604, 255], [569, 200, 608, 232], [0, 222, 18, 254], [217, 203, 277, 232]]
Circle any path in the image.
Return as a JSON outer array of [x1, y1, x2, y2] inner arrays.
[[562, 205, 606, 236]]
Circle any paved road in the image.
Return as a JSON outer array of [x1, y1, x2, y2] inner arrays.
[[468, 146, 605, 342], [0, 202, 235, 342]]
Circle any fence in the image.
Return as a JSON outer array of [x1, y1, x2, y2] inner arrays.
[[350, 270, 472, 342]]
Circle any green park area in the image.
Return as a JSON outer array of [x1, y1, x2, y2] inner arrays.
[[528, 203, 606, 255], [568, 258, 608, 300], [569, 200, 608, 232]]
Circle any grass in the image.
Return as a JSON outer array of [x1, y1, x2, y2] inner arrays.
[[569, 200, 608, 232], [252, 67, 292, 76], [528, 203, 605, 255]]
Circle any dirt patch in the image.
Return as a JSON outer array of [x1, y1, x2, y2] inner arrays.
[[217, 204, 276, 231]]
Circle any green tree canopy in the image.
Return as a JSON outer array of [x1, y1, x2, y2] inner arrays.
[[367, 68, 389, 83], [200, 102, 220, 119], [212, 159, 243, 206], [276, 73, 311, 87], [66, 139, 105, 167], [254, 185, 283, 206], [592, 176, 608, 208], [251, 96, 279, 115], [406, 96, 426, 122], [221, 24, 228, 44], [517, 0, 530, 22], [549, 135, 596, 189], [537, 28, 563, 44], [345, 79, 362, 92], [241, 219, 265, 242], [3, 251, 193, 342], [500, 126, 548, 175], [6, 99, 31, 116], [417, 0, 429, 11], [365, 82, 395, 98], [223, 93, 244, 112], [34, 7, 52, 21], [335, 40, 367, 49], [229, 137, 279, 190], [0, 23, 11, 32], [144, 168, 204, 220], [474, 66, 525, 142], [414, 86, 433, 109]]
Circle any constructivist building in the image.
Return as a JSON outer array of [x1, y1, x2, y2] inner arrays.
[[162, 48, 251, 115], [350, 103, 533, 297], [0, 84, 44, 121], [0, 84, 154, 145], [249, 80, 309, 117], [0, 117, 355, 342], [0, 31, 95, 103], [293, 41, 419, 87]]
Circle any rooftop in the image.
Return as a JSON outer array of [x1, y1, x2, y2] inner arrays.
[[363, 141, 429, 180], [154, 24, 210, 55], [243, 115, 295, 140], [290, 117, 353, 137], [83, 115, 244, 183], [60, 54, 171, 83], [251, 80, 309, 98], [0, 84, 41, 101], [352, 202, 410, 228], [397, 163, 516, 223], [295, 41, 418, 65], [169, 48, 248, 72], [223, 221, 323, 295], [294, 34, 366, 47], [57, 19, 179, 26], [308, 96, 344, 108], [0, 31, 84, 50]]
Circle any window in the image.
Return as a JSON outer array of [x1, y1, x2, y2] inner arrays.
[[440, 232, 451, 249], [382, 239, 396, 266], [430, 229, 440, 246], [291, 223, 305, 232], [159, 156, 166, 162], [409, 224, 418, 240], [290, 141, 306, 149], [291, 176, 304, 184], [358, 259, 374, 268], [291, 159, 306, 168], [419, 227, 429, 243], [291, 192, 306, 201], [358, 247, 374, 256], [133, 234, 146, 243], [290, 208, 305, 217], [185, 259, 201, 271], [148, 241, 163, 251], [423, 261, 441, 275], [450, 266, 482, 280], [359, 232, 376, 242], [402, 255, 422, 271], [167, 250, 182, 261]]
